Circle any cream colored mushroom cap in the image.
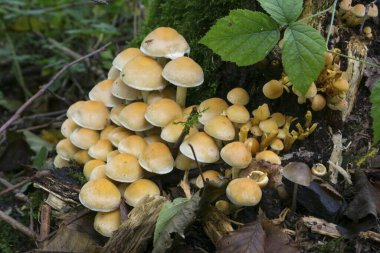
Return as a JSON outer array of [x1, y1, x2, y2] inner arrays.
[[160, 118, 198, 143], [259, 119, 278, 134], [255, 150, 281, 165], [121, 56, 166, 91], [79, 178, 121, 212], [226, 178, 262, 206], [107, 66, 119, 80], [227, 88, 249, 105], [195, 170, 224, 188], [139, 142, 174, 174], [146, 86, 176, 105], [107, 150, 120, 163], [88, 139, 113, 161], [179, 132, 219, 163], [69, 128, 100, 150], [89, 165, 108, 181], [262, 80, 283, 99], [111, 77, 142, 101], [112, 47, 144, 71], [53, 155, 70, 169], [226, 105, 250, 124], [198, 98, 229, 125], [175, 153, 197, 171], [105, 153, 144, 183], [73, 150, 91, 165], [118, 135, 147, 158], [352, 4, 366, 17], [221, 141, 252, 168], [162, 57, 204, 88], [271, 112, 286, 127], [144, 134, 164, 144], [61, 118, 78, 138], [204, 115, 235, 141], [108, 127, 134, 147], [56, 138, 79, 161], [119, 102, 154, 132], [70, 101, 109, 130], [94, 209, 121, 237], [145, 98, 183, 127], [89, 79, 123, 107], [83, 159, 105, 180], [110, 105, 125, 126], [123, 179, 160, 207], [66, 101, 85, 118], [140, 27, 190, 59], [100, 125, 118, 140]]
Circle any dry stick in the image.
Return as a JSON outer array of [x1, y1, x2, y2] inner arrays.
[[39, 204, 51, 248], [0, 43, 110, 135], [189, 144, 205, 184], [0, 176, 29, 202], [0, 210, 38, 239]]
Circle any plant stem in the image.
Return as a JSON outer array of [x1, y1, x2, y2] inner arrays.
[[326, 0, 338, 48], [330, 51, 380, 68], [298, 6, 333, 23]]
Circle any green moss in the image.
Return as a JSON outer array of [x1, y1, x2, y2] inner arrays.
[[130, 0, 254, 104]]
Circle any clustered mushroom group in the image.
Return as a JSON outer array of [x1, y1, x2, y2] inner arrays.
[[53, 27, 318, 238], [338, 0, 378, 27]]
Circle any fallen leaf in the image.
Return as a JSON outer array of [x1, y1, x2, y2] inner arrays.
[[262, 220, 299, 253]]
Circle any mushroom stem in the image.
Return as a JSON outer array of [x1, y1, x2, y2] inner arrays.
[[231, 167, 240, 180], [291, 183, 298, 211], [141, 91, 149, 103], [215, 139, 223, 150], [176, 86, 187, 107]]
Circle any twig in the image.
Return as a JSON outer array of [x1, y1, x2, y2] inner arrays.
[[39, 204, 51, 248], [326, 0, 338, 48], [0, 43, 110, 135], [327, 161, 352, 184], [0, 210, 38, 239], [0, 176, 29, 202], [189, 144, 204, 183]]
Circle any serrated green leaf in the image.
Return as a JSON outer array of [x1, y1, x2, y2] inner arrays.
[[370, 80, 380, 143], [258, 0, 303, 25], [200, 9, 280, 66], [153, 197, 188, 245], [282, 22, 325, 95]]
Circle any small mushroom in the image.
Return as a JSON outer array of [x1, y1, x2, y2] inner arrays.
[[262, 79, 284, 99], [226, 88, 250, 106], [282, 162, 312, 210], [226, 178, 262, 206], [139, 142, 174, 174], [106, 153, 144, 182], [311, 163, 327, 176], [195, 170, 225, 188], [221, 142, 252, 179], [83, 160, 105, 180], [123, 179, 160, 207], [94, 209, 121, 237]]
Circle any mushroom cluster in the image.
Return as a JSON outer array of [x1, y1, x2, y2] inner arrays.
[[338, 0, 378, 27], [261, 49, 351, 112], [53, 27, 319, 237]]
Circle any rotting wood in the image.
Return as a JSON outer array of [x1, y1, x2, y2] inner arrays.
[[302, 216, 341, 238]]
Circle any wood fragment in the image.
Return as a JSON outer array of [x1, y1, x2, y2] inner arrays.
[[359, 231, 380, 243], [39, 204, 51, 247], [302, 216, 341, 238], [328, 129, 343, 184]]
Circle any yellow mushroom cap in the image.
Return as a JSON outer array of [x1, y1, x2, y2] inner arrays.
[[69, 128, 100, 150], [94, 209, 121, 237], [271, 112, 286, 127], [89, 79, 122, 107], [107, 150, 120, 163], [112, 47, 144, 71], [368, 3, 378, 17], [226, 88, 249, 105], [100, 125, 118, 140], [162, 56, 204, 88], [333, 78, 349, 92], [195, 170, 224, 188], [352, 4, 366, 17], [244, 137, 260, 155], [255, 150, 281, 165], [226, 178, 262, 206], [53, 155, 70, 169], [110, 104, 125, 126], [139, 142, 174, 174], [108, 127, 134, 147], [198, 98, 229, 125], [175, 153, 197, 171], [119, 102, 154, 132], [262, 80, 284, 99], [160, 118, 198, 143], [70, 101, 110, 131], [61, 118, 78, 138], [204, 115, 235, 141], [311, 163, 327, 176], [259, 119, 278, 134], [310, 94, 326, 111], [83, 160, 105, 180], [243, 170, 269, 188], [123, 179, 160, 207], [179, 132, 219, 163], [118, 135, 147, 158], [140, 27, 190, 59], [144, 134, 164, 144], [111, 77, 142, 101], [145, 98, 183, 127], [339, 0, 351, 11], [226, 105, 250, 124], [105, 153, 144, 183], [146, 86, 176, 105], [66, 101, 85, 118], [89, 165, 108, 181], [73, 150, 91, 165], [220, 142, 252, 168], [252, 103, 270, 121], [107, 66, 120, 80], [121, 56, 166, 91], [56, 138, 79, 161], [270, 138, 284, 152], [88, 139, 113, 161], [79, 178, 121, 212]]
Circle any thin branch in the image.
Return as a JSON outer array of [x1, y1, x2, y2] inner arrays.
[[0, 176, 29, 202], [326, 0, 338, 48], [0, 43, 110, 135], [0, 210, 38, 239]]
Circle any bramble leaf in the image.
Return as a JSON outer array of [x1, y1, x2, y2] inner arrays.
[[258, 0, 303, 25], [370, 80, 380, 143], [282, 22, 325, 95], [200, 9, 280, 66]]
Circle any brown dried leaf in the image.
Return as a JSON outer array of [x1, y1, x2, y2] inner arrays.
[[262, 221, 299, 253]]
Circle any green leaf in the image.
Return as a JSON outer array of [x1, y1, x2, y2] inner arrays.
[[258, 0, 303, 25], [23, 130, 53, 154], [370, 80, 380, 143], [153, 197, 188, 245], [200, 9, 280, 66], [32, 146, 48, 169], [282, 22, 325, 95]]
